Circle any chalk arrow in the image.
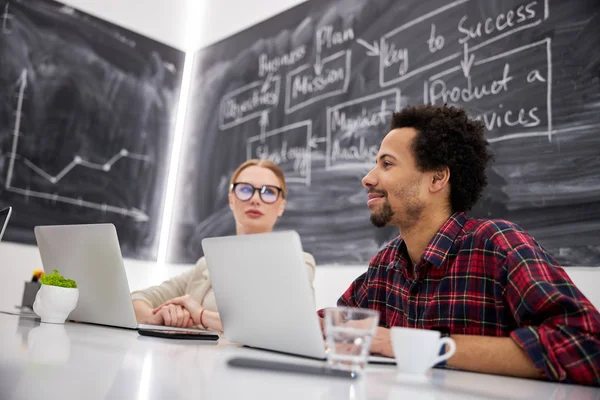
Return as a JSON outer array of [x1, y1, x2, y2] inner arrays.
[[129, 207, 150, 222], [308, 137, 326, 149], [460, 43, 475, 78], [259, 111, 269, 142], [163, 62, 176, 74], [356, 38, 380, 57], [2, 3, 14, 34], [17, 69, 27, 88], [313, 52, 323, 75], [261, 73, 274, 93]]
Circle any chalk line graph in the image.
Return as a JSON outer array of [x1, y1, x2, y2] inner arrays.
[[4, 69, 151, 222], [21, 148, 151, 184]]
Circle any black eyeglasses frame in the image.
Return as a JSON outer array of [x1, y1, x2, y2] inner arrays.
[[230, 182, 284, 203]]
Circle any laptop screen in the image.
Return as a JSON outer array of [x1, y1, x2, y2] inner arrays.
[[0, 207, 12, 242]]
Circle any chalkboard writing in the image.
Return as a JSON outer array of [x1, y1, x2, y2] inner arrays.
[[172, 0, 600, 266], [0, 0, 184, 259]]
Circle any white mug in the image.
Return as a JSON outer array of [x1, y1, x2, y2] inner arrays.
[[391, 327, 456, 375]]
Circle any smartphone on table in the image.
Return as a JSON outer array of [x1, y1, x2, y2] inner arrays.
[[138, 328, 219, 341]]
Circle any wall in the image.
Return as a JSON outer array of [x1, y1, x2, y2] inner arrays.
[[194, 0, 310, 50], [56, 0, 191, 50], [1, 0, 598, 313]]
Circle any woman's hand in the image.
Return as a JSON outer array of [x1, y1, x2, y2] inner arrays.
[[151, 304, 194, 327], [133, 300, 190, 327], [202, 311, 223, 333], [153, 295, 224, 332]]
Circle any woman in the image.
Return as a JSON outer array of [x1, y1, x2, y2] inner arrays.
[[131, 159, 316, 332]]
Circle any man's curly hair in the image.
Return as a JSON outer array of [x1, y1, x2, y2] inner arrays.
[[390, 104, 493, 212]]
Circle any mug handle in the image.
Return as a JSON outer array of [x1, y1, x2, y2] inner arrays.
[[434, 337, 456, 365]]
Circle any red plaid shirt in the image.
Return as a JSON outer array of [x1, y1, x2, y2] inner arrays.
[[334, 212, 600, 386]]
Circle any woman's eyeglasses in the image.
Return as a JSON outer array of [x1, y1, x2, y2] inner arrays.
[[231, 182, 283, 204]]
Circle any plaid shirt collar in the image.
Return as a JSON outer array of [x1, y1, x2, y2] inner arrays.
[[389, 212, 469, 278]]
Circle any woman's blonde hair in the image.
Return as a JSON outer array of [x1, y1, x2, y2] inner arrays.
[[229, 159, 287, 199]]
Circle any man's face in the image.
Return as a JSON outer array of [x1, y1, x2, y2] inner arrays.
[[362, 128, 429, 231]]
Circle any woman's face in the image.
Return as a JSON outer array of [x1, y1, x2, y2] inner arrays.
[[229, 166, 286, 235]]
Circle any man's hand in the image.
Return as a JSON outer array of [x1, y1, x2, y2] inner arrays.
[[369, 327, 394, 358], [338, 318, 393, 358]]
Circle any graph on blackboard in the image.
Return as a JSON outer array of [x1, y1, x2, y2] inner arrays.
[[0, 0, 184, 259], [5, 69, 151, 221]]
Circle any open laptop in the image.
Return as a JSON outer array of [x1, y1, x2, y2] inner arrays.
[[202, 231, 395, 364], [0, 206, 12, 241], [34, 223, 218, 335]]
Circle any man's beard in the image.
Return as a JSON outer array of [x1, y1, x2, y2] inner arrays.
[[368, 179, 424, 231], [370, 200, 394, 227]]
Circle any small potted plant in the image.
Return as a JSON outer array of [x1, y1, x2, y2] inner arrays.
[[33, 270, 79, 324], [21, 269, 44, 309]]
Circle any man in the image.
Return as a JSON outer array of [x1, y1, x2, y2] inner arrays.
[[331, 104, 600, 385]]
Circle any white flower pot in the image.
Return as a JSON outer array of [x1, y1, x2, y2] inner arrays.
[[33, 284, 79, 324]]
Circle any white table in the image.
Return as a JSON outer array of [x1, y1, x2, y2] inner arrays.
[[0, 313, 597, 400]]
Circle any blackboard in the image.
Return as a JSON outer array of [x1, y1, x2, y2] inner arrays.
[[0, 0, 184, 259], [172, 0, 600, 266]]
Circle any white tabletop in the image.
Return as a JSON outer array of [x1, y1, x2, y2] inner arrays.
[[0, 312, 597, 400]]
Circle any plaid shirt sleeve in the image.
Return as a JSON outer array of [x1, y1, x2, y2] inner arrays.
[[505, 243, 600, 385], [337, 270, 370, 308]]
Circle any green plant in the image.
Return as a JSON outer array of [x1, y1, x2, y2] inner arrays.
[[40, 270, 77, 289]]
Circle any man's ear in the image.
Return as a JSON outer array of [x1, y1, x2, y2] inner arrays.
[[277, 199, 286, 217], [430, 167, 450, 193]]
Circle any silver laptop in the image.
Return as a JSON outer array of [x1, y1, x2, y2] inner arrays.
[[202, 231, 394, 364], [34, 223, 217, 334]]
